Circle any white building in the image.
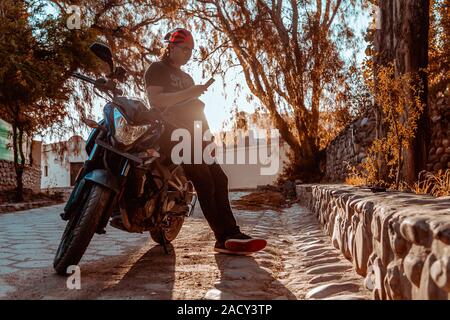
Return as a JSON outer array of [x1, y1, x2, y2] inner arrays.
[[218, 142, 290, 189], [40, 127, 290, 190], [212, 111, 291, 189], [41, 135, 87, 190]]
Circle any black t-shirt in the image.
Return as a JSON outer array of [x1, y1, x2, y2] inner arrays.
[[144, 60, 209, 133]]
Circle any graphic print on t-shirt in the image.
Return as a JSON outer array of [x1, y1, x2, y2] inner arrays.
[[170, 73, 193, 90], [144, 61, 209, 134]]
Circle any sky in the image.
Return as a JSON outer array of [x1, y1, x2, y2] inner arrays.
[[38, 2, 371, 143], [182, 9, 372, 134]]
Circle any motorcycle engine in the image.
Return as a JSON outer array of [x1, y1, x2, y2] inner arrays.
[[144, 198, 156, 218]]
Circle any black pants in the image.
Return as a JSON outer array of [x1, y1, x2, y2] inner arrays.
[[181, 162, 241, 242], [159, 126, 241, 242]]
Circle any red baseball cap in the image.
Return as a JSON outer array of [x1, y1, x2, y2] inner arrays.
[[164, 28, 194, 45]]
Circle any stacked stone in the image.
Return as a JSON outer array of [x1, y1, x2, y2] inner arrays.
[[0, 160, 17, 191], [324, 86, 449, 182], [427, 91, 450, 172], [325, 116, 376, 182], [0, 160, 41, 193], [23, 166, 42, 192], [298, 184, 450, 300]]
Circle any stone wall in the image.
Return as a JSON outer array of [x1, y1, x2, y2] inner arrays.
[[0, 160, 41, 193], [427, 92, 450, 172], [325, 88, 450, 182], [324, 115, 377, 182], [297, 184, 450, 300]]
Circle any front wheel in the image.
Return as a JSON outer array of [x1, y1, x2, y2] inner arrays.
[[54, 184, 111, 275], [150, 215, 185, 244]]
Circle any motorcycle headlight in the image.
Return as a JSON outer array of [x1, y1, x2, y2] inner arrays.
[[113, 109, 149, 146]]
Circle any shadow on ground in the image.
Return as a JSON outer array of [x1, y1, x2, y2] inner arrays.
[[213, 253, 297, 300]]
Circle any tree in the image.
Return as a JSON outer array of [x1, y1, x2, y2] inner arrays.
[[372, 0, 431, 184], [25, 0, 188, 144], [46, 0, 178, 93], [0, 0, 98, 201], [160, 0, 367, 180]]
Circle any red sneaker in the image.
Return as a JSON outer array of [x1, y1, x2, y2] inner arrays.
[[214, 241, 249, 255], [224, 238, 267, 254], [213, 233, 267, 255]]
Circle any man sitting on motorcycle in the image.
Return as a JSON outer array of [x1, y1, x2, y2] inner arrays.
[[144, 28, 267, 255]]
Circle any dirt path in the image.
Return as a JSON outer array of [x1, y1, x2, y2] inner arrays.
[[2, 192, 370, 300]]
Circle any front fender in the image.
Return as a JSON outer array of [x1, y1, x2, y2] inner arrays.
[[62, 169, 120, 221], [84, 169, 120, 193], [63, 178, 87, 219]]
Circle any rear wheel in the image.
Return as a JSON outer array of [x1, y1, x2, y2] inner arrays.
[[150, 215, 185, 244], [150, 167, 190, 245], [54, 184, 111, 275]]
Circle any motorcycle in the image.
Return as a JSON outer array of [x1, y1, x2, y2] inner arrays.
[[53, 42, 197, 275]]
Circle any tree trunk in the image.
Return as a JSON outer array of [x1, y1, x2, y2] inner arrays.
[[310, 76, 321, 148], [374, 0, 430, 184], [12, 103, 24, 202], [373, 0, 395, 182], [394, 0, 430, 183]]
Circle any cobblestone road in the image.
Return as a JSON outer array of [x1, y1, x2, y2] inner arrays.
[[0, 192, 371, 300]]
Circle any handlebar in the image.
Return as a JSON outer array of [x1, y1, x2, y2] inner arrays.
[[72, 72, 96, 85], [72, 72, 123, 96]]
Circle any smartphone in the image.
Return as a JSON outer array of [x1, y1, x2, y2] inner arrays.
[[205, 77, 215, 87]]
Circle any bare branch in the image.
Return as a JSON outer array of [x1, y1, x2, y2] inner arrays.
[[325, 0, 342, 30]]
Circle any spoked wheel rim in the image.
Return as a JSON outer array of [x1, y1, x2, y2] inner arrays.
[[163, 215, 185, 241]]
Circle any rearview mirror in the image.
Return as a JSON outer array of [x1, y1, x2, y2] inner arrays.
[[89, 42, 114, 72], [81, 116, 99, 129]]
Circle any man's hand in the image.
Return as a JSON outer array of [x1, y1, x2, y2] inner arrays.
[[147, 84, 208, 109]]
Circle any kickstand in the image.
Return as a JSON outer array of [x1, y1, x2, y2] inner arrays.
[[161, 230, 169, 254]]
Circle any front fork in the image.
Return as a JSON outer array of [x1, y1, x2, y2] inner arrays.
[[61, 142, 131, 235], [95, 159, 131, 234], [62, 144, 101, 220]]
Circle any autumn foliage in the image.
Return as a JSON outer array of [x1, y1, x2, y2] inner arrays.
[[1, 0, 448, 198]]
